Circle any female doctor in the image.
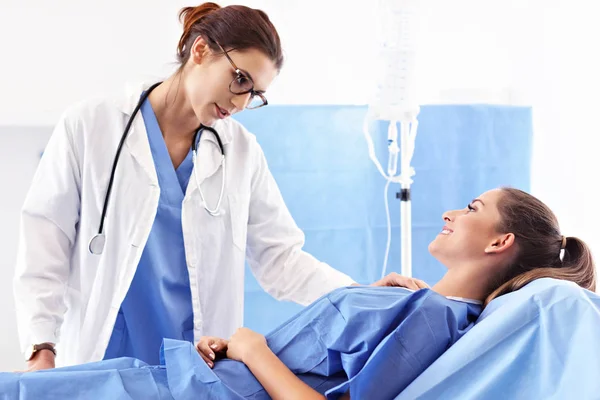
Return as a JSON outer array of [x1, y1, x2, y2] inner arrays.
[[14, 2, 422, 372]]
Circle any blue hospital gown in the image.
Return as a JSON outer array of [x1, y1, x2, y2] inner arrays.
[[0, 287, 481, 399]]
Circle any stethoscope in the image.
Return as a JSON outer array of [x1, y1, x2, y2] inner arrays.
[[88, 82, 226, 255]]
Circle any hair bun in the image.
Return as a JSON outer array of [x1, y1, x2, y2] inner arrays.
[[180, 2, 221, 27], [178, 3, 221, 56]]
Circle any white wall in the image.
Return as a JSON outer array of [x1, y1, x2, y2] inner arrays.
[[0, 0, 598, 370], [525, 1, 600, 248], [0, 128, 52, 371], [0, 0, 525, 125]]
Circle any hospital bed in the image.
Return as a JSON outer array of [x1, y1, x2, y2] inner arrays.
[[1, 277, 596, 399], [397, 277, 600, 399], [163, 277, 600, 399]]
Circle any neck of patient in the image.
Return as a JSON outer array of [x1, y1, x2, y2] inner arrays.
[[432, 263, 497, 302], [148, 73, 200, 141]]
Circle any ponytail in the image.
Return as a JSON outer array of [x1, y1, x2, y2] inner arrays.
[[485, 236, 596, 306]]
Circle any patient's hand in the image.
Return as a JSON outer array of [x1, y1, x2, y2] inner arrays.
[[371, 272, 429, 290], [226, 328, 267, 364], [196, 336, 229, 368]]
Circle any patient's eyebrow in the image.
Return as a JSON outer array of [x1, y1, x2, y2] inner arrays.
[[472, 199, 485, 206]]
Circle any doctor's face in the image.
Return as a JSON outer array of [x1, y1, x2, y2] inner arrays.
[[428, 189, 512, 268], [184, 39, 278, 125]]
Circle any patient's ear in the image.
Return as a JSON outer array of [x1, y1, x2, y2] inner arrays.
[[484, 233, 515, 254]]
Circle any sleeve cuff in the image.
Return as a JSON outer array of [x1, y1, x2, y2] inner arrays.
[[20, 321, 60, 355]]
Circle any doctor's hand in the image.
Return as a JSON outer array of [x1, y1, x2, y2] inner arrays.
[[370, 272, 429, 290], [196, 336, 229, 368], [226, 328, 268, 364], [22, 350, 55, 372]]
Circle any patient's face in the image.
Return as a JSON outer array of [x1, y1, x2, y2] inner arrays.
[[429, 189, 505, 267]]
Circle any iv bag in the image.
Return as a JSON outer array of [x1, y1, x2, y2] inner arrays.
[[370, 0, 419, 121]]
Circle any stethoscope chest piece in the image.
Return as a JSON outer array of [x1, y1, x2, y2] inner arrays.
[[88, 233, 106, 255]]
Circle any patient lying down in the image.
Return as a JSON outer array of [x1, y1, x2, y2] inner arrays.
[[192, 187, 596, 399], [1, 188, 595, 399]]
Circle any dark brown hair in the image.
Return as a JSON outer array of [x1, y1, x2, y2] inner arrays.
[[485, 187, 596, 306], [176, 2, 284, 70]]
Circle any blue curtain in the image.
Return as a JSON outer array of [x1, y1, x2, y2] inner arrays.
[[234, 104, 532, 334]]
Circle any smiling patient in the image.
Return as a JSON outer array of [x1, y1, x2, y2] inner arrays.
[[1, 187, 595, 400]]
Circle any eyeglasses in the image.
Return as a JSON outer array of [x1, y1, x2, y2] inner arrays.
[[216, 42, 268, 110]]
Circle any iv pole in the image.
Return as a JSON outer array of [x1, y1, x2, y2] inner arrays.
[[363, 0, 419, 278]]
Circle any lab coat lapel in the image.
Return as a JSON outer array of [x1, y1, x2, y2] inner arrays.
[[193, 132, 223, 186], [124, 111, 159, 186], [115, 82, 159, 186]]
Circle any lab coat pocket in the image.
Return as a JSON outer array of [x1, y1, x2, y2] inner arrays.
[[228, 194, 248, 252]]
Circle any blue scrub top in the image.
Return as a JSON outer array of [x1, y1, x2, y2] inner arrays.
[[103, 97, 195, 364]]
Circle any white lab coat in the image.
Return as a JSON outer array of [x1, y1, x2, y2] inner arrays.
[[13, 82, 355, 367]]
